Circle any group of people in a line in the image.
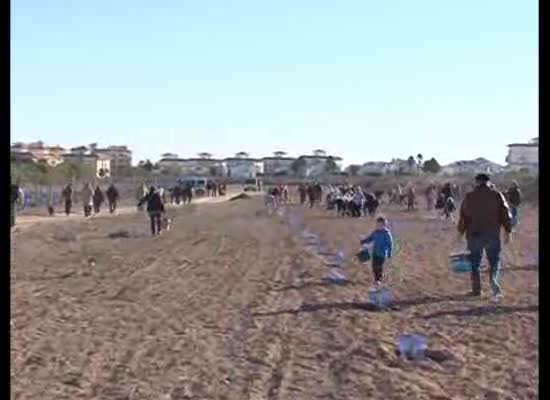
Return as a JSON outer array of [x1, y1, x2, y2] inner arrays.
[[167, 184, 194, 205], [268, 182, 325, 210], [296, 183, 323, 208], [60, 182, 120, 217], [10, 178, 219, 237], [389, 184, 417, 211], [205, 181, 226, 197]]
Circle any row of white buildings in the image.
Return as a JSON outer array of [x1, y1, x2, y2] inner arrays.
[[156, 137, 538, 180], [156, 150, 344, 179], [347, 138, 539, 177], [11, 137, 538, 180], [11, 142, 132, 178]]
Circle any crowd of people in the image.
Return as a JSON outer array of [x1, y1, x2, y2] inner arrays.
[[59, 182, 121, 217], [11, 173, 525, 301], [263, 174, 523, 302], [325, 185, 380, 217], [9, 179, 214, 236]]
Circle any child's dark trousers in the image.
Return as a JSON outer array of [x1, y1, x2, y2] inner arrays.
[[372, 255, 386, 282]]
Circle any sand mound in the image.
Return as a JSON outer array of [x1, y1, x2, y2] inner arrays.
[[229, 192, 251, 201]]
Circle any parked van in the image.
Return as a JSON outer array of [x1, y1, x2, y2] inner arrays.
[[177, 177, 208, 196]]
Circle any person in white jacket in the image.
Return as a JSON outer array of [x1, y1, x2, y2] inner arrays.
[[81, 182, 94, 217], [352, 187, 365, 218]]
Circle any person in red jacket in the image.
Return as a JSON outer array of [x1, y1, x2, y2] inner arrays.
[[457, 173, 512, 301]]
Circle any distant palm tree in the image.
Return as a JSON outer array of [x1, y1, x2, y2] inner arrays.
[[198, 152, 212, 159], [236, 152, 249, 158], [273, 151, 287, 158], [423, 158, 441, 174]]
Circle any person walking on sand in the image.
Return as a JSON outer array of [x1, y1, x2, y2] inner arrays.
[[396, 184, 403, 205], [11, 182, 21, 228], [93, 185, 105, 214], [443, 195, 457, 222], [158, 186, 167, 204], [81, 182, 94, 217], [46, 186, 55, 216], [505, 181, 522, 227], [457, 173, 513, 301], [298, 183, 307, 205], [282, 184, 289, 203], [360, 216, 394, 286], [406, 185, 416, 211], [61, 183, 73, 216], [441, 182, 452, 201], [307, 184, 316, 208], [136, 183, 148, 210], [352, 186, 365, 217], [425, 184, 436, 211], [106, 183, 120, 214], [138, 186, 166, 236]]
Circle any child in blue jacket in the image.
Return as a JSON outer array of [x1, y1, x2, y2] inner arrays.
[[360, 217, 394, 285]]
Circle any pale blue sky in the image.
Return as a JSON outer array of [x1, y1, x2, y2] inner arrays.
[[11, 1, 538, 165]]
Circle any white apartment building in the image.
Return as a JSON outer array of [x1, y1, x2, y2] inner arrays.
[[262, 156, 296, 176], [506, 138, 538, 173]]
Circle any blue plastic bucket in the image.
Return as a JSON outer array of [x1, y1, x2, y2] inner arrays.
[[356, 247, 371, 263], [449, 252, 471, 274]]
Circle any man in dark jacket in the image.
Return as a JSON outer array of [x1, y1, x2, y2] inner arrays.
[[138, 187, 166, 236], [61, 184, 73, 216], [182, 182, 193, 204], [363, 191, 379, 217], [93, 186, 105, 214], [441, 183, 452, 201], [298, 184, 307, 205], [106, 184, 120, 214], [458, 173, 512, 300], [506, 181, 521, 227]]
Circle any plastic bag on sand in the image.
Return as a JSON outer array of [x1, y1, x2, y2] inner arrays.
[[397, 334, 428, 360], [325, 268, 347, 285], [325, 250, 345, 267], [368, 286, 392, 309]]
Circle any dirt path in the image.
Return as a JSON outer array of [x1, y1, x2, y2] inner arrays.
[[11, 197, 538, 400], [14, 191, 251, 229]]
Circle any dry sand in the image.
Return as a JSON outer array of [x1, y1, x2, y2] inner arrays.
[[11, 195, 538, 400]]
